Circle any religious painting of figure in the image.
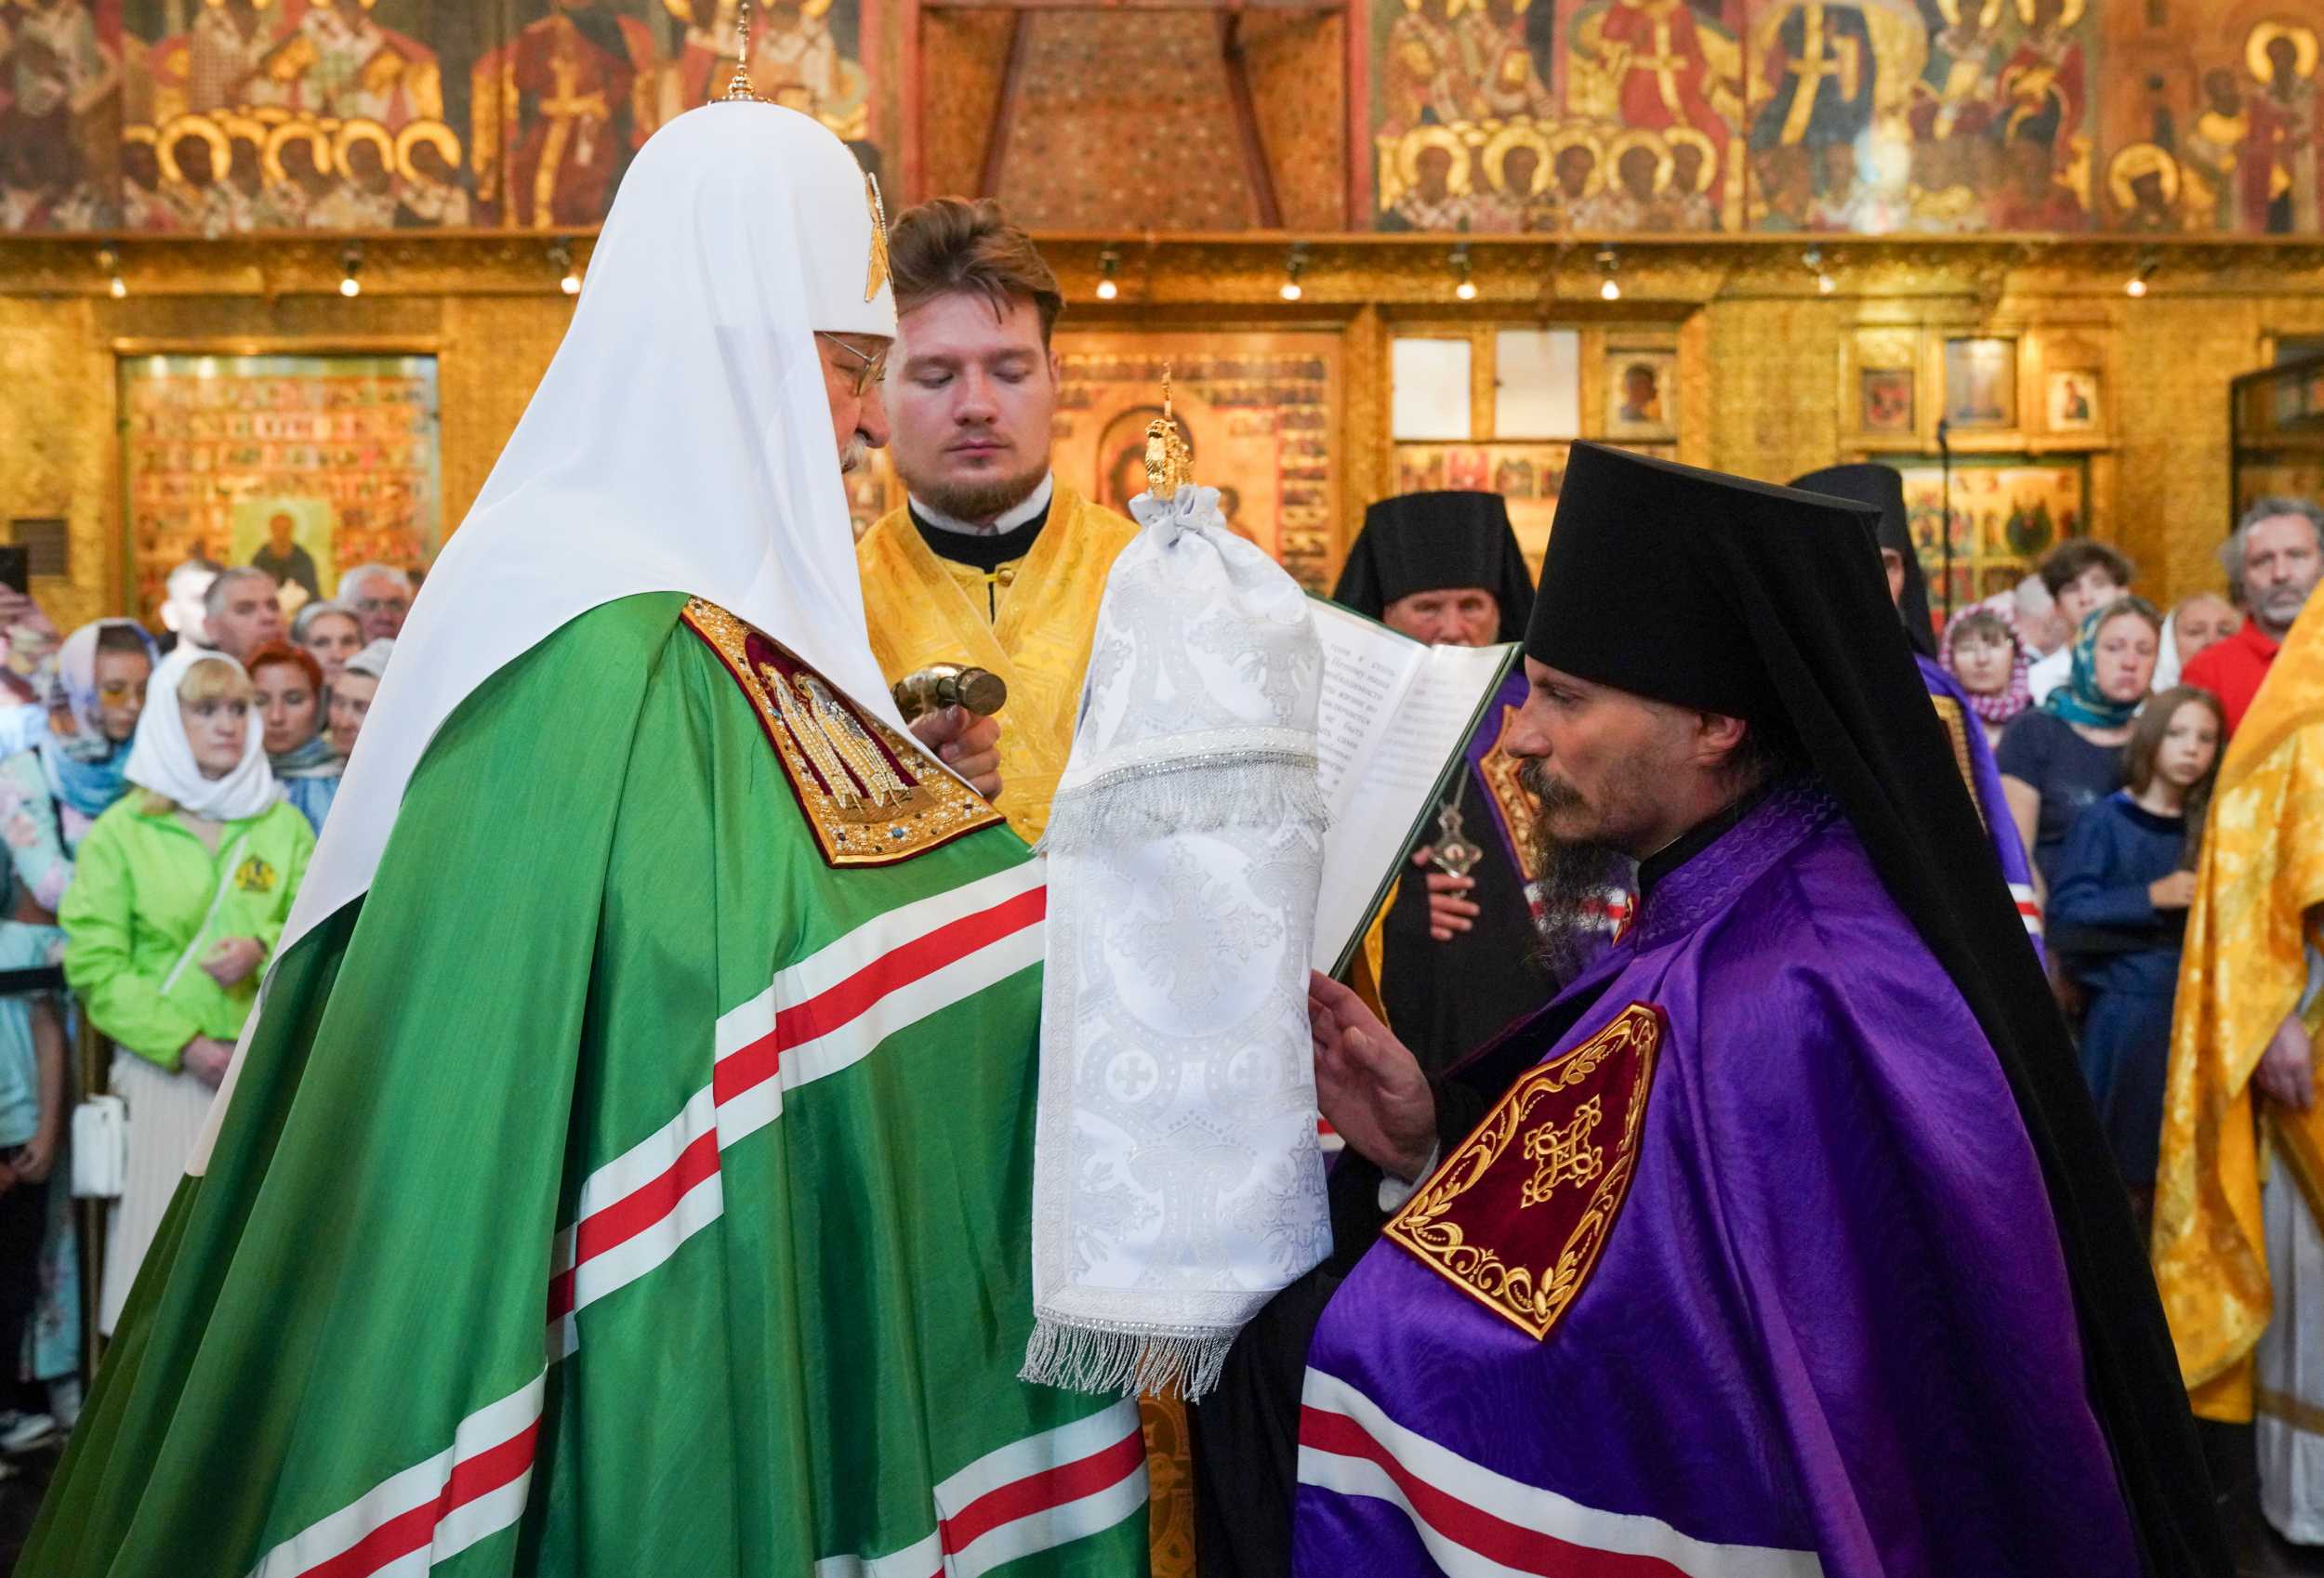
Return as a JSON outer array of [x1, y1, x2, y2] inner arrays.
[[1992, 0, 2086, 150], [1565, 0, 1744, 159], [2106, 141, 2181, 232], [472, 1, 659, 230], [2181, 64, 2251, 231], [0, 0, 123, 231], [1052, 333, 1340, 583], [1861, 366, 1916, 433], [1476, 123, 1558, 230], [2046, 369, 2097, 432], [1750, 1, 1879, 155], [393, 118, 470, 227], [1944, 335, 2016, 428], [661, 0, 870, 138], [1379, 123, 1480, 230], [1379, 0, 1553, 137], [232, 498, 337, 607], [2242, 19, 2324, 233], [1572, 127, 1670, 228], [1605, 349, 1676, 439]]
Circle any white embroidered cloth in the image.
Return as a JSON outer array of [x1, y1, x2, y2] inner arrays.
[[1023, 485, 1330, 1401]]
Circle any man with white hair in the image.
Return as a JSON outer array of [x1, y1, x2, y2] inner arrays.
[[336, 561, 414, 644], [201, 565, 287, 664], [2185, 495, 2324, 734], [23, 96, 1138, 1577]]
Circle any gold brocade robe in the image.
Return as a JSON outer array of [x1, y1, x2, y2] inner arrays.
[[857, 486, 1205, 1574], [854, 484, 1137, 847], [2154, 590, 2324, 1423]]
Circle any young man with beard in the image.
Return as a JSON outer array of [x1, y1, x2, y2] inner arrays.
[[1195, 443, 2228, 1578], [854, 197, 1139, 847]]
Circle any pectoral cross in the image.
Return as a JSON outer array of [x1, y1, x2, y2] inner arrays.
[[1432, 801, 1484, 879], [1519, 1095, 1604, 1208]]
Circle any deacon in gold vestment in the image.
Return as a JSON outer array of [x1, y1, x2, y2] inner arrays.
[[2155, 585, 2324, 1545], [854, 199, 1136, 848], [851, 195, 1184, 1570]]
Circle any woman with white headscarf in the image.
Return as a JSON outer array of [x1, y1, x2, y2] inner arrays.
[[25, 101, 1146, 1578], [59, 653, 311, 1335]]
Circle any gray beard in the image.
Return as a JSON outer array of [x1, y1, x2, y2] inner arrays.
[[1518, 757, 1636, 985], [903, 462, 1049, 529]]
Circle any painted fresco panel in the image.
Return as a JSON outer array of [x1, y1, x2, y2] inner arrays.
[[1361, 0, 2324, 234], [1, 0, 876, 234]]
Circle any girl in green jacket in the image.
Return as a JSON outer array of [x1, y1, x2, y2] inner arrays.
[[63, 653, 313, 1335]]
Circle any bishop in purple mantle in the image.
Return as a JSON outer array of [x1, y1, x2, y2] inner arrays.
[[1195, 445, 2227, 1578]]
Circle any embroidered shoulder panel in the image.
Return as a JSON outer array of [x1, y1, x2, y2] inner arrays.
[[681, 598, 1005, 868], [1384, 1003, 1662, 1341]]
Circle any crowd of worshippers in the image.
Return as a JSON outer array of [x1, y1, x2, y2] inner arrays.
[[0, 556, 409, 1469]]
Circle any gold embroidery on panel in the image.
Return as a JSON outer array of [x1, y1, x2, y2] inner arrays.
[[1519, 1096, 1605, 1207], [1385, 1004, 1659, 1342], [1477, 706, 1544, 883], [681, 598, 1003, 866], [1929, 693, 1987, 831]]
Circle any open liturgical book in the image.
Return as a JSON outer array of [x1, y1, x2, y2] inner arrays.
[[1309, 598, 1521, 977]]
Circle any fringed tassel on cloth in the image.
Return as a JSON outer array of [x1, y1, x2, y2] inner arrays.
[[1025, 482, 1332, 1410], [1021, 1316, 1236, 1404], [1038, 753, 1329, 858]]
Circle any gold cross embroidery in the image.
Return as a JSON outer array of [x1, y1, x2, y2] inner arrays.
[[1519, 1095, 1604, 1208]]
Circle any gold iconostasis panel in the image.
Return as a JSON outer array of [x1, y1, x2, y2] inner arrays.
[[118, 350, 442, 626]]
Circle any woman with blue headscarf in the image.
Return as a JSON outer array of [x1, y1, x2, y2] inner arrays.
[[1999, 597, 2163, 901], [0, 621, 157, 911], [0, 618, 153, 1441]]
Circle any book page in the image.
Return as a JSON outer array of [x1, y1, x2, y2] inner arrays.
[[1310, 613, 1517, 974], [1308, 602, 1422, 822]]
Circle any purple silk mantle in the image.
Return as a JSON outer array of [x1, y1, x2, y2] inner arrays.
[[1295, 782, 2140, 1577], [1919, 653, 2044, 960]]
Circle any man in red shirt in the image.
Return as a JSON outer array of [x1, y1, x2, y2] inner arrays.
[[2185, 497, 2324, 733]]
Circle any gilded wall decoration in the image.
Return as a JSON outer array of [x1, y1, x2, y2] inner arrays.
[[0, 0, 878, 236]]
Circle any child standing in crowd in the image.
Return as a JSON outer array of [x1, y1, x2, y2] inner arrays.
[[2048, 686, 2226, 1226], [1940, 606, 2031, 749]]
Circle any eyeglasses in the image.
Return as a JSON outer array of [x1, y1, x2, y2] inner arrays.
[[95, 681, 140, 704], [352, 597, 407, 615], [816, 332, 890, 399]]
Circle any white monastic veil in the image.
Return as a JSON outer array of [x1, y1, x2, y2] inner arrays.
[[191, 103, 898, 1173]]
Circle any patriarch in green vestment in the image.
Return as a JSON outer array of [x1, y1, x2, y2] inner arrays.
[[26, 99, 1148, 1578]]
